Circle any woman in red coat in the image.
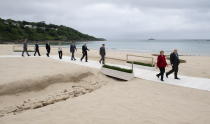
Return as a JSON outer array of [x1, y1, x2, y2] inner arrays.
[[156, 50, 168, 81]]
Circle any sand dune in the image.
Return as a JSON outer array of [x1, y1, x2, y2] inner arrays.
[[0, 72, 94, 95], [0, 56, 114, 118]]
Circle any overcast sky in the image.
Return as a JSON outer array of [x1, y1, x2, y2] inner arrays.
[[0, 0, 210, 39]]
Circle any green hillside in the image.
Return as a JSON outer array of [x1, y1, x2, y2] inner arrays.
[[0, 18, 105, 42]]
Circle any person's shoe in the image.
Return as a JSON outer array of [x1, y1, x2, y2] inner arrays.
[[175, 77, 180, 80], [85, 61, 88, 62], [161, 79, 164, 81], [156, 74, 160, 78], [166, 73, 168, 78]]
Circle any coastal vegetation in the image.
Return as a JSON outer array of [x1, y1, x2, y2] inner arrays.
[[166, 57, 186, 63], [102, 64, 133, 73], [127, 61, 154, 67], [0, 18, 105, 43]]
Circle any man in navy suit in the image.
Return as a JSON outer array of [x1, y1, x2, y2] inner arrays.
[[34, 42, 41, 56], [99, 44, 106, 64], [22, 39, 30, 57], [45, 42, 51, 57], [80, 44, 89, 62], [70, 43, 77, 60], [166, 49, 180, 80]]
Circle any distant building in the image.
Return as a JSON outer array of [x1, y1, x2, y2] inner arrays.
[[3, 21, 9, 25], [32, 25, 37, 29], [11, 22, 19, 26], [51, 28, 58, 30], [40, 27, 46, 30], [40, 21, 45, 24], [24, 25, 33, 28]]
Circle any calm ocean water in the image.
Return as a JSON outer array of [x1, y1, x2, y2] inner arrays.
[[64, 39, 210, 56]]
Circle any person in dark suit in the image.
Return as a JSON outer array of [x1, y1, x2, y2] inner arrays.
[[99, 44, 106, 64], [166, 49, 180, 80], [34, 42, 41, 56], [70, 43, 77, 60], [58, 46, 62, 59], [22, 39, 30, 57], [45, 42, 51, 57], [80, 43, 89, 62], [156, 50, 168, 81]]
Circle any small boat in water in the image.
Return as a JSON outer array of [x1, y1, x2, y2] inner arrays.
[[148, 38, 155, 40]]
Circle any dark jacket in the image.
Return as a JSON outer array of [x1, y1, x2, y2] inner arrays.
[[23, 42, 28, 50], [46, 43, 51, 51], [157, 55, 167, 68], [35, 43, 39, 50], [82, 45, 89, 53], [100, 46, 106, 56], [170, 52, 180, 66], [70, 44, 77, 53]]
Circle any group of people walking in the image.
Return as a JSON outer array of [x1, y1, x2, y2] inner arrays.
[[22, 40, 181, 82], [55, 43, 105, 64], [21, 40, 106, 65], [156, 49, 180, 81], [22, 40, 51, 57]]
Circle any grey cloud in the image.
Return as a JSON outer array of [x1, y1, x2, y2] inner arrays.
[[0, 0, 210, 39]]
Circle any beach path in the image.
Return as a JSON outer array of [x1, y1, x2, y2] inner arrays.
[[1, 55, 210, 91]]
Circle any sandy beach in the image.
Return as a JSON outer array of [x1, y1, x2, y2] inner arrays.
[[2, 44, 210, 78], [0, 44, 210, 124]]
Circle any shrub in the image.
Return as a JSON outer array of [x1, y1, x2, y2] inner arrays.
[[166, 57, 186, 63], [127, 61, 154, 67], [103, 64, 133, 73]]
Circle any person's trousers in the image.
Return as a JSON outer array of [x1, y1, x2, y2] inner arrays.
[[22, 49, 30, 56], [71, 52, 76, 60], [167, 65, 179, 78], [34, 49, 41, 56], [99, 55, 105, 64], [81, 52, 88, 62], [58, 51, 62, 59], [46, 50, 50, 57], [157, 67, 165, 80]]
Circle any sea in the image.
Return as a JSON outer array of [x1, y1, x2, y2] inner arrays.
[[48, 39, 210, 56], [67, 39, 210, 56]]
